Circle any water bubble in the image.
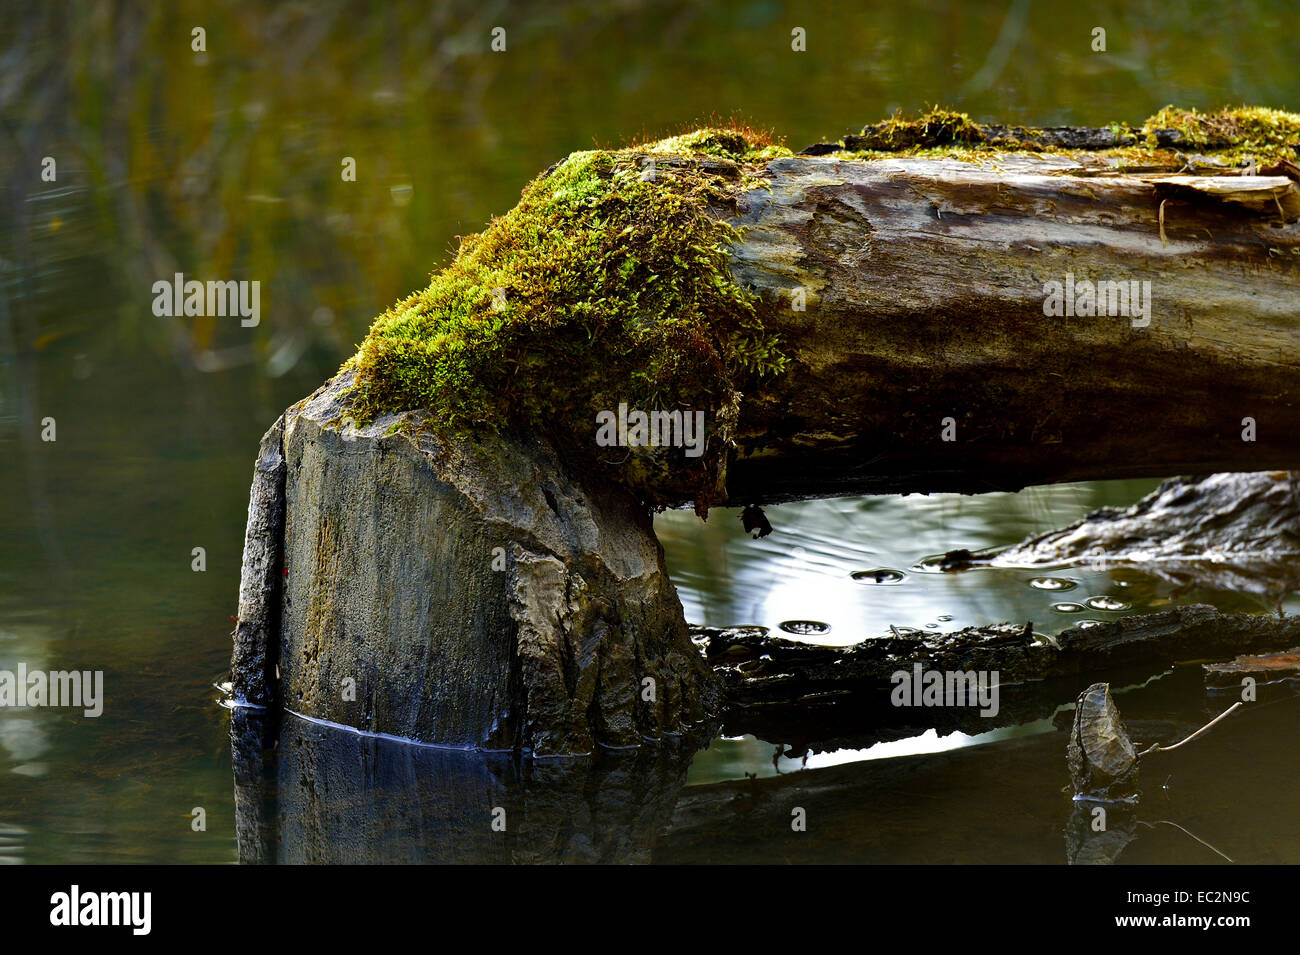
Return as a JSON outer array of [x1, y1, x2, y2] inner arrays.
[[779, 620, 831, 636], [1085, 595, 1131, 612], [851, 568, 905, 585], [1075, 619, 1104, 629], [1051, 602, 1086, 613], [1029, 576, 1077, 592], [936, 614, 953, 622], [925, 623, 939, 629]]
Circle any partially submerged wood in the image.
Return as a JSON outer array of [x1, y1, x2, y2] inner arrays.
[[947, 471, 1300, 598], [232, 371, 719, 755], [1204, 648, 1300, 687], [706, 606, 1300, 749], [232, 109, 1300, 755]]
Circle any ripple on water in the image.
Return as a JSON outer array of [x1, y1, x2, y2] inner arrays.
[[1029, 576, 1078, 592], [851, 568, 906, 584], [1085, 595, 1131, 611], [779, 620, 832, 636]]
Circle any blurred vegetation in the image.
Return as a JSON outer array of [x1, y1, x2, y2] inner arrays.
[[2, 0, 1297, 389]]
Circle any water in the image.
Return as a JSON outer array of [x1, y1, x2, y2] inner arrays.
[[2, 0, 1298, 863]]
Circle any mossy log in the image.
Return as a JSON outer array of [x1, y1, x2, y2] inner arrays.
[[233, 109, 1300, 756], [720, 150, 1300, 502]]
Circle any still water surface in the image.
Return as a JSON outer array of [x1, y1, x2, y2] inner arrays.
[[3, 1, 1298, 862]]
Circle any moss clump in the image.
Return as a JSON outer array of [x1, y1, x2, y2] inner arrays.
[[639, 126, 792, 162], [851, 107, 985, 150], [1141, 105, 1300, 163], [836, 105, 1299, 168], [346, 129, 787, 475]]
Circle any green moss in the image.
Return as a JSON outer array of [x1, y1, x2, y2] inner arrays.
[[1141, 105, 1300, 162], [640, 126, 793, 162], [852, 107, 984, 150], [346, 128, 787, 461], [836, 104, 1299, 167]]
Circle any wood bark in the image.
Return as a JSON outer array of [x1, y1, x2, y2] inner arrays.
[[704, 605, 1300, 750], [695, 151, 1300, 504]]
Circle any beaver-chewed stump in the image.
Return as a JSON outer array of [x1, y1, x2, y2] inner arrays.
[[233, 107, 1300, 755], [232, 372, 719, 755]]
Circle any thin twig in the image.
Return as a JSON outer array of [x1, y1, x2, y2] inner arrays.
[[1138, 702, 1243, 757], [1137, 819, 1234, 863]]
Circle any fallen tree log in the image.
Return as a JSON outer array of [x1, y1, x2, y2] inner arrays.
[[232, 107, 1300, 754], [723, 151, 1300, 502], [705, 605, 1300, 749]]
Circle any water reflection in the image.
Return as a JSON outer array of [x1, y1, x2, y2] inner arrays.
[[656, 485, 1167, 645], [4, 0, 1300, 864], [231, 669, 1300, 864], [230, 707, 702, 864]]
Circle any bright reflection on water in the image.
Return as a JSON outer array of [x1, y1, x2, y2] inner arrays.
[[659, 480, 1190, 646]]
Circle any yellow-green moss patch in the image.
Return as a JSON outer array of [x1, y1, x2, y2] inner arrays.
[[835, 105, 1299, 167], [1142, 105, 1300, 163], [346, 129, 788, 453]]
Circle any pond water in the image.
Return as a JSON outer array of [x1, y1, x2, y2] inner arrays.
[[2, 0, 1298, 863]]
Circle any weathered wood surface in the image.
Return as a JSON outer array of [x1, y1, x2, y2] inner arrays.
[[232, 416, 286, 708], [704, 605, 1300, 749], [231, 371, 719, 755], [948, 471, 1300, 600], [699, 152, 1300, 504], [1204, 648, 1300, 687]]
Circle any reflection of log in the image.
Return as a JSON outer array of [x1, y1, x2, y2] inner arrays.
[[654, 698, 1297, 864], [230, 709, 701, 864], [230, 686, 1300, 863], [704, 606, 1300, 749], [719, 153, 1300, 503]]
